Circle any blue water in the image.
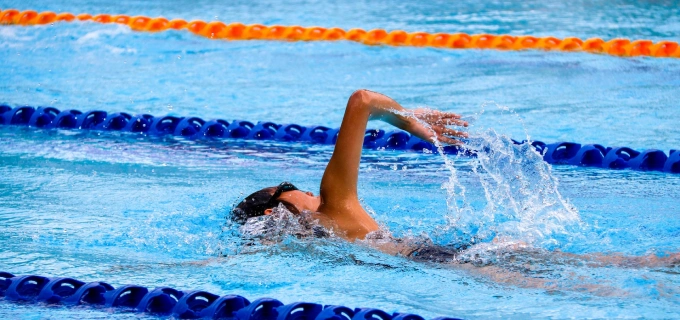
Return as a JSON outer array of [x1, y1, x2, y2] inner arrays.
[[1, 0, 680, 319]]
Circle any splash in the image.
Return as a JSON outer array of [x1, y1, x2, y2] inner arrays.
[[236, 204, 331, 244], [396, 103, 582, 249]]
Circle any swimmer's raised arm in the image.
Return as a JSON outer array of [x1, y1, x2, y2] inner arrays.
[[317, 90, 467, 239]]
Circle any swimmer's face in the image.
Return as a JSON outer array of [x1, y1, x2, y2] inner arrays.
[[264, 189, 321, 215]]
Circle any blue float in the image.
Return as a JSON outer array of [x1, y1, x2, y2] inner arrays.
[[0, 104, 677, 174], [664, 150, 680, 173], [275, 123, 308, 141], [247, 121, 280, 140], [51, 109, 82, 129], [199, 294, 250, 319], [63, 281, 114, 305], [353, 308, 393, 320], [298, 125, 331, 144], [627, 149, 668, 171], [392, 314, 425, 320], [175, 117, 206, 138], [228, 120, 255, 138], [124, 114, 155, 132], [76, 110, 108, 129], [0, 272, 461, 319], [149, 115, 182, 135], [98, 112, 132, 131], [4, 275, 51, 301], [104, 284, 149, 308], [317, 305, 355, 320], [378, 131, 411, 150], [3, 106, 35, 125], [543, 142, 582, 164], [0, 272, 15, 296], [199, 119, 231, 138], [36, 277, 85, 304], [602, 147, 640, 169], [566, 144, 607, 167], [136, 287, 185, 315], [277, 302, 323, 320], [28, 107, 60, 128], [236, 298, 284, 320]]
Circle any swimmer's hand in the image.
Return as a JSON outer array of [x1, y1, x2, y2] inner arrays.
[[405, 108, 469, 145], [363, 90, 468, 145]]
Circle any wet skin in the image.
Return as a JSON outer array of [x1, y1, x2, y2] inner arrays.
[[264, 89, 468, 240]]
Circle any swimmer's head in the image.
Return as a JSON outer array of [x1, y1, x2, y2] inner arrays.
[[231, 182, 321, 224]]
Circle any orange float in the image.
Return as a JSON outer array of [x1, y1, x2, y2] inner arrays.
[[491, 35, 517, 50], [345, 28, 367, 42], [55, 12, 75, 22], [168, 19, 187, 30], [363, 29, 388, 45], [186, 20, 207, 35], [146, 18, 169, 32], [285, 26, 306, 41], [514, 36, 539, 50], [16, 10, 38, 25], [243, 24, 266, 39], [198, 21, 226, 39], [304, 27, 327, 41], [649, 41, 678, 57], [582, 38, 605, 53], [536, 37, 562, 50], [558, 37, 583, 51], [112, 15, 130, 24], [33, 12, 57, 25], [449, 33, 472, 49], [0, 9, 19, 24], [602, 39, 630, 56], [407, 32, 431, 47], [263, 25, 287, 39], [470, 34, 495, 49], [429, 33, 451, 47], [76, 14, 91, 21], [129, 16, 152, 31], [627, 40, 653, 57], [386, 30, 408, 46], [323, 27, 346, 41], [92, 14, 112, 24]]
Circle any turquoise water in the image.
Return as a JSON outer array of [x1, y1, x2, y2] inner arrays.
[[1, 0, 680, 319]]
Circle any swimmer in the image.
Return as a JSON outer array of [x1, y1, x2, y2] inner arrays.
[[230, 89, 680, 274], [231, 89, 467, 243]]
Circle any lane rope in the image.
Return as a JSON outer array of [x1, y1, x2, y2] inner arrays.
[[1, 104, 678, 173], [0, 271, 459, 320], [1, 9, 679, 58]]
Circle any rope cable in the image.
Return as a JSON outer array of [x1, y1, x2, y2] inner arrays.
[[1, 9, 678, 58]]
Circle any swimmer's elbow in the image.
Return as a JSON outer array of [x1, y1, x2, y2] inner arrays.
[[347, 89, 372, 111]]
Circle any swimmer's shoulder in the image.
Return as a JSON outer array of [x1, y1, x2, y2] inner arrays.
[[316, 203, 379, 240]]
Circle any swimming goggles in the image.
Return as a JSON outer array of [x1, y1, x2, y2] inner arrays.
[[268, 182, 299, 205]]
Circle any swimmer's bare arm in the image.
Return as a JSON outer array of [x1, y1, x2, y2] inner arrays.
[[318, 90, 467, 239]]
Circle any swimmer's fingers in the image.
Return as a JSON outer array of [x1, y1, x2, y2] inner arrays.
[[420, 126, 466, 146], [416, 111, 467, 127], [439, 127, 469, 138], [425, 110, 462, 120], [435, 135, 464, 146], [434, 118, 468, 127], [413, 109, 461, 119]]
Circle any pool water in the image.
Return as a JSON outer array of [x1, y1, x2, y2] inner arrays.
[[1, 0, 680, 319]]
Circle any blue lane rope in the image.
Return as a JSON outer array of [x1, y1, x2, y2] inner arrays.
[[0, 272, 461, 320], [0, 104, 678, 174]]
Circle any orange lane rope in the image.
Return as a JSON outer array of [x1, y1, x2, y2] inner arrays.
[[1, 9, 679, 58]]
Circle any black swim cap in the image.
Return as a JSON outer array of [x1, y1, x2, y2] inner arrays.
[[231, 182, 300, 224]]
